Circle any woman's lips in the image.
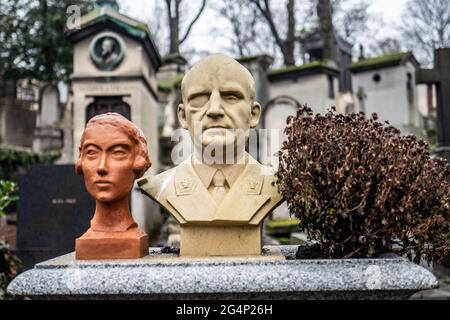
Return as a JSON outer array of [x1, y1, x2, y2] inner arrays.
[[95, 181, 113, 187]]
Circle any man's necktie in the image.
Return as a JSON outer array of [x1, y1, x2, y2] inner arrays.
[[210, 169, 227, 204]]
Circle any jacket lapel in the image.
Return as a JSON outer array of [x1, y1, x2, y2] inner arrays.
[[166, 158, 217, 223], [214, 156, 270, 224]]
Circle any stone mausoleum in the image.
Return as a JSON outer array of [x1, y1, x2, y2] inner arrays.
[[64, 1, 163, 235]]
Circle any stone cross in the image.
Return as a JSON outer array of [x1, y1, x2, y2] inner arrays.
[[356, 86, 367, 114], [417, 48, 450, 162]]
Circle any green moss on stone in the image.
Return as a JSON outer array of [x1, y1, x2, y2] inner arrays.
[[266, 219, 300, 229], [173, 74, 184, 89], [157, 83, 172, 93], [78, 9, 148, 39], [238, 54, 268, 63], [268, 61, 326, 76], [277, 237, 291, 245], [348, 52, 409, 71], [135, 22, 150, 33], [157, 74, 185, 93]]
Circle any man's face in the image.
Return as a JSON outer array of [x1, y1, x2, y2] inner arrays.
[[178, 58, 261, 150], [80, 124, 136, 203], [102, 39, 113, 55]]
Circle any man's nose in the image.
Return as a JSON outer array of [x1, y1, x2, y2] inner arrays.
[[206, 91, 224, 118], [97, 153, 109, 176]]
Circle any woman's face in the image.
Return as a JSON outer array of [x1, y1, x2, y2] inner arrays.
[[80, 124, 136, 203]]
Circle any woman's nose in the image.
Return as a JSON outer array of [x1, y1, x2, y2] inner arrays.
[[97, 153, 109, 176]]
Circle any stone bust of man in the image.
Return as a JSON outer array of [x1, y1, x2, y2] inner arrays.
[[138, 54, 283, 256], [75, 113, 151, 259]]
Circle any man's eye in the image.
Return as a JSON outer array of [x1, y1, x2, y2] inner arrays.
[[225, 95, 237, 100], [222, 93, 240, 103], [189, 94, 209, 107]]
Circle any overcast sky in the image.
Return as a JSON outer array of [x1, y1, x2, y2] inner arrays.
[[117, 0, 408, 63], [118, 0, 407, 22], [369, 0, 406, 22]]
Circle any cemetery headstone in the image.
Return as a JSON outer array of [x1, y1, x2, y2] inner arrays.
[[33, 84, 63, 151], [15, 164, 94, 269], [39, 85, 59, 127]]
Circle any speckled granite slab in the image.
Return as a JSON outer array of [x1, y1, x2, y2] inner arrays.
[[7, 245, 438, 300]]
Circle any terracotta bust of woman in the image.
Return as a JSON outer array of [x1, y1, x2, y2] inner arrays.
[[75, 113, 151, 259]]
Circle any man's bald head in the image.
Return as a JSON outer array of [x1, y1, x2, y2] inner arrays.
[[177, 54, 262, 154], [181, 54, 256, 103]]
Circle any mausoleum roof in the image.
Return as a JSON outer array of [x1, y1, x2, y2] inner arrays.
[[348, 52, 419, 73], [238, 54, 274, 64], [268, 60, 339, 82], [66, 7, 161, 70]]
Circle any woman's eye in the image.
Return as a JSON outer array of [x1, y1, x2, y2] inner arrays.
[[113, 150, 126, 156], [86, 149, 97, 156]]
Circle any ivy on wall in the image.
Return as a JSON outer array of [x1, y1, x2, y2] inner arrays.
[[0, 145, 61, 181]]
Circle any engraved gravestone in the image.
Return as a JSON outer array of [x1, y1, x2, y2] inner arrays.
[[15, 164, 95, 269], [39, 85, 59, 127]]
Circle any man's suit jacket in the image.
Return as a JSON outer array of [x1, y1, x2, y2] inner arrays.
[[137, 154, 284, 226]]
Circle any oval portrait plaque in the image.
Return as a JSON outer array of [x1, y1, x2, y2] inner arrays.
[[90, 32, 125, 71]]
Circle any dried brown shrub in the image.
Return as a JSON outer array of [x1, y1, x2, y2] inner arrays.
[[276, 106, 450, 263]]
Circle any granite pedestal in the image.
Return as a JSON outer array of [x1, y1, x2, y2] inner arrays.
[[7, 246, 438, 300]]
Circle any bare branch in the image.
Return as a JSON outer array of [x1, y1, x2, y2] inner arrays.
[[179, 0, 207, 44], [165, 0, 171, 18], [217, 0, 273, 57], [400, 0, 450, 66], [250, 0, 285, 52]]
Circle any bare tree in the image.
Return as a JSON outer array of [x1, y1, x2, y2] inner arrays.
[[332, 0, 369, 44], [146, 1, 170, 54], [219, 0, 379, 66], [219, 0, 260, 56], [369, 37, 403, 57], [401, 0, 450, 66], [333, 0, 407, 59], [248, 0, 344, 66], [249, 0, 297, 66], [216, 0, 278, 58], [164, 0, 207, 55], [316, 0, 337, 61]]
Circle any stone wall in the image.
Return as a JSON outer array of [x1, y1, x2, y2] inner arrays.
[[269, 74, 338, 115], [352, 62, 425, 136]]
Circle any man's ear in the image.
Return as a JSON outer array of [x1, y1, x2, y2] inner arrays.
[[249, 102, 261, 128], [177, 104, 189, 129]]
